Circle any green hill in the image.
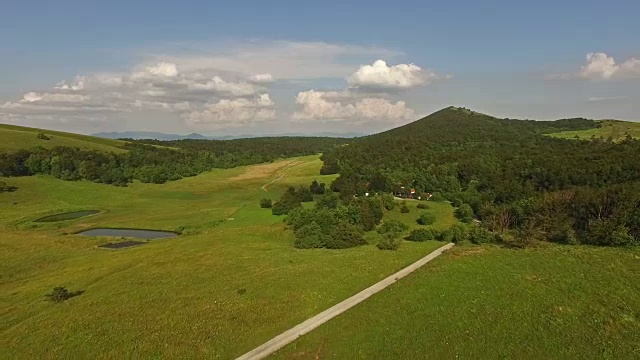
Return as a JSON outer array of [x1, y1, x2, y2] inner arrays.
[[547, 119, 640, 141], [0, 123, 128, 153]]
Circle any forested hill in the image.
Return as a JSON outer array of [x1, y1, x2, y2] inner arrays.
[[323, 106, 640, 246]]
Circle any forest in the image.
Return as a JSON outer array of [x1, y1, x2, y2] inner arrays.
[[0, 137, 348, 186], [321, 107, 640, 246]]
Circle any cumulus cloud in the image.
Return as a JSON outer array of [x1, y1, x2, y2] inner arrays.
[[348, 60, 445, 91], [0, 61, 276, 129], [249, 73, 275, 83], [292, 90, 414, 123], [183, 94, 276, 129], [553, 52, 640, 80]]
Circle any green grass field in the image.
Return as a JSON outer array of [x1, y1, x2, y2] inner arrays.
[[275, 244, 640, 359], [547, 120, 640, 142], [0, 123, 128, 153], [1, 155, 451, 359]]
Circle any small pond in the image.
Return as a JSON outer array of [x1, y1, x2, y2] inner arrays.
[[99, 241, 146, 249], [78, 228, 179, 239], [35, 210, 101, 223]]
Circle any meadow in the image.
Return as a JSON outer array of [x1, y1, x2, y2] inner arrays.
[[547, 119, 640, 141], [0, 123, 128, 153], [1, 155, 449, 359], [274, 244, 640, 359]]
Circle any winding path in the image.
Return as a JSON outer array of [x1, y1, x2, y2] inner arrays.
[[236, 242, 455, 360]]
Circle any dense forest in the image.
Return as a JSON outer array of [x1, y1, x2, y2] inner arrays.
[[0, 137, 348, 186], [321, 107, 640, 246]]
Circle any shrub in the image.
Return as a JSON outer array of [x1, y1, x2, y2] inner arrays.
[[417, 203, 429, 209], [272, 199, 300, 215], [297, 186, 314, 202], [377, 233, 401, 250], [449, 224, 469, 243], [326, 222, 366, 249], [400, 204, 410, 213], [381, 193, 396, 210], [294, 222, 327, 248], [377, 220, 409, 235], [455, 203, 474, 223], [316, 193, 339, 209], [417, 212, 436, 225], [37, 132, 50, 140], [45, 286, 83, 303], [406, 228, 436, 242], [469, 226, 495, 244], [0, 181, 17, 193], [260, 198, 273, 208], [309, 180, 326, 195]]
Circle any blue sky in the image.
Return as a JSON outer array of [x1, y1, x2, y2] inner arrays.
[[1, 0, 638, 135]]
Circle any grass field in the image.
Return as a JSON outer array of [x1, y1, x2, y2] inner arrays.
[[0, 123, 128, 153], [274, 244, 640, 359], [547, 120, 640, 142], [1, 155, 451, 359]]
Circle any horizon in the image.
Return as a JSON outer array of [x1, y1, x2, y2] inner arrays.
[[1, 1, 638, 136]]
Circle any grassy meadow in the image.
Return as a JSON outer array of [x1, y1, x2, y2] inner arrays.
[[275, 244, 640, 359], [547, 120, 640, 141], [0, 124, 128, 153], [1, 155, 450, 359]]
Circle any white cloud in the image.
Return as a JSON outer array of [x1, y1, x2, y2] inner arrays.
[[249, 73, 275, 83], [183, 94, 276, 129], [154, 41, 402, 79], [0, 61, 274, 129], [348, 60, 445, 91], [292, 90, 414, 123], [588, 96, 628, 102], [556, 52, 640, 80]]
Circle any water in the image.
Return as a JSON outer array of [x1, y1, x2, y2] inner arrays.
[[78, 228, 178, 239], [35, 210, 100, 222]]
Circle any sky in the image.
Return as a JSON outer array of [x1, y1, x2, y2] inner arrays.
[[1, 0, 638, 135]]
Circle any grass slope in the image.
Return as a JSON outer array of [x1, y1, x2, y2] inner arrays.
[[547, 120, 640, 141], [274, 244, 640, 359], [0, 123, 128, 153], [1, 155, 452, 359]]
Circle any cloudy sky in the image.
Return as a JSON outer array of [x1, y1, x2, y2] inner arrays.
[[1, 1, 638, 135]]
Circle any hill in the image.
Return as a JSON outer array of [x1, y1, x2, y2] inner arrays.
[[0, 124, 128, 153], [323, 106, 640, 246], [93, 130, 366, 140], [547, 119, 640, 141]]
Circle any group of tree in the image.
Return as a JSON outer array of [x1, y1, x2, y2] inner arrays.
[[320, 107, 640, 246], [0, 136, 347, 186], [270, 188, 396, 249]]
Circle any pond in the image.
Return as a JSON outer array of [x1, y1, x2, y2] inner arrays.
[[35, 210, 101, 222], [78, 228, 179, 239]]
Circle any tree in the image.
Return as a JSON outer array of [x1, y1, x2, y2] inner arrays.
[[309, 180, 326, 194], [406, 228, 435, 242], [260, 198, 272, 208]]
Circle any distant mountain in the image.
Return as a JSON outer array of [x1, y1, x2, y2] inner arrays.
[[92, 131, 209, 141], [92, 131, 365, 141]]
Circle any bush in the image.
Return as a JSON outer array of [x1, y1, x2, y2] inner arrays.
[[37, 132, 50, 140], [272, 199, 300, 215], [294, 222, 327, 248], [297, 186, 314, 202], [326, 222, 366, 249], [309, 180, 326, 195], [316, 193, 339, 209], [406, 228, 436, 242], [454, 203, 474, 223], [400, 204, 410, 213], [469, 226, 495, 244], [377, 233, 401, 250], [416, 203, 429, 209], [45, 286, 83, 303], [416, 213, 436, 225], [438, 224, 469, 244], [260, 198, 273, 208], [377, 220, 409, 235], [0, 181, 17, 193]]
